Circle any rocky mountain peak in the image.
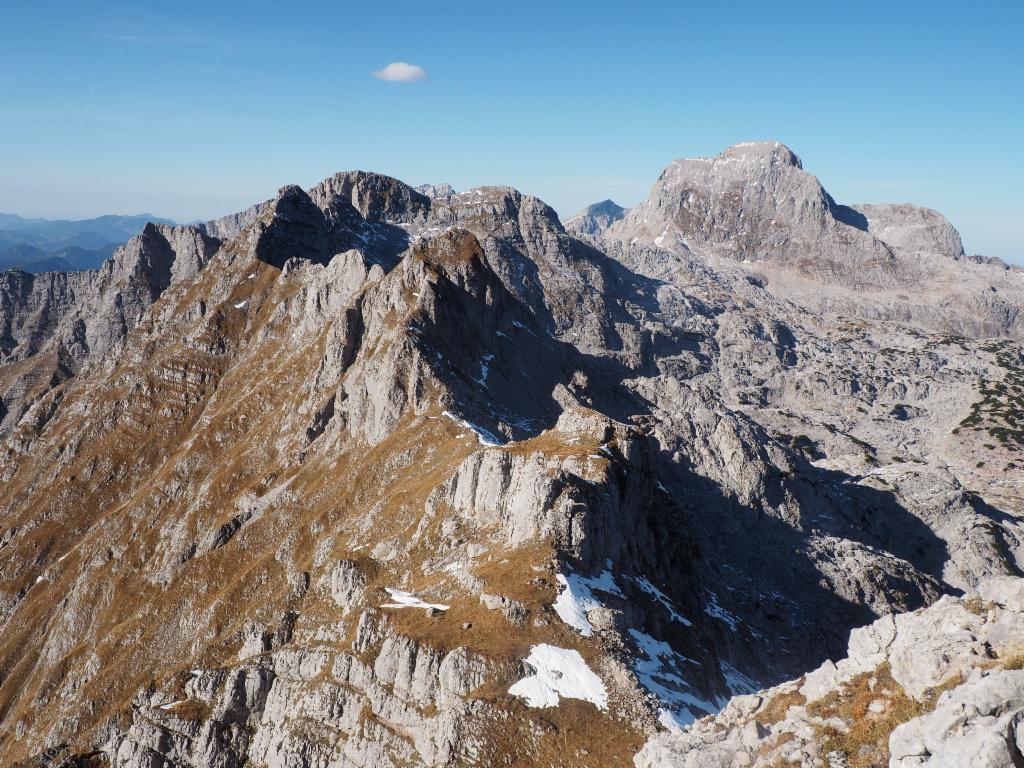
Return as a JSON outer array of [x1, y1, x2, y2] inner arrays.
[[604, 141, 1023, 337], [719, 139, 803, 168], [252, 185, 330, 268], [416, 182, 456, 199], [311, 170, 431, 223], [565, 199, 627, 236], [853, 202, 966, 260]]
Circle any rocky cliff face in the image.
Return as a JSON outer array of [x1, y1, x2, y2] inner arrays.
[[0, 223, 219, 435], [605, 140, 1024, 338], [0, 145, 1021, 768], [564, 200, 627, 236], [852, 203, 965, 261]]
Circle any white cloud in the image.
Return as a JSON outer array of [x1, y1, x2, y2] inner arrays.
[[372, 62, 427, 83]]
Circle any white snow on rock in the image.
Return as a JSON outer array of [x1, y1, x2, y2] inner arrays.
[[630, 629, 716, 728], [720, 660, 760, 696], [479, 353, 494, 383], [380, 587, 449, 611], [704, 592, 739, 630], [631, 575, 692, 626], [508, 644, 608, 710], [441, 410, 504, 446], [552, 570, 622, 636], [233, 300, 248, 309]]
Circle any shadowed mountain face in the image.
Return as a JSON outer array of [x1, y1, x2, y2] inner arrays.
[[0, 145, 1021, 768]]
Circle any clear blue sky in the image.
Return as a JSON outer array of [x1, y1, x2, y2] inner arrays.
[[1, 1, 1021, 260]]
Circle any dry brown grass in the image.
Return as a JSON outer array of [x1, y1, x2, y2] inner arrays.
[[1001, 650, 1024, 670], [753, 682, 806, 725], [0, 240, 651, 767], [962, 596, 990, 615], [473, 698, 643, 768], [807, 663, 964, 768], [162, 699, 213, 722]]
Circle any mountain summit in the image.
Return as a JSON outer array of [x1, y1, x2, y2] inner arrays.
[[0, 144, 1022, 768], [564, 199, 627, 236]]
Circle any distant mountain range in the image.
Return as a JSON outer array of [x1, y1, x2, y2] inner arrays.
[[0, 212, 176, 273]]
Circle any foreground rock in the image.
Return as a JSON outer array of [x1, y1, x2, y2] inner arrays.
[[635, 576, 1024, 767]]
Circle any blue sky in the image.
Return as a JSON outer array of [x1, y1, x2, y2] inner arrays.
[[1, 1, 1021, 260]]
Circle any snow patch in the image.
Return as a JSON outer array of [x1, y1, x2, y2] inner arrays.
[[479, 353, 494, 383], [509, 644, 607, 710], [720, 660, 759, 696], [510, 319, 535, 336], [630, 629, 715, 727], [704, 592, 739, 630], [442, 410, 504, 446], [553, 570, 622, 636], [380, 588, 449, 611], [631, 576, 692, 626], [233, 300, 248, 310]]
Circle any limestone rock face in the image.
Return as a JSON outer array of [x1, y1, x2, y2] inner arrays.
[[0, 144, 1022, 768], [201, 199, 269, 241], [607, 140, 899, 289], [564, 199, 627, 236], [853, 202, 966, 261], [0, 222, 219, 434], [635, 577, 1024, 767], [603, 140, 1024, 338], [889, 668, 1024, 767]]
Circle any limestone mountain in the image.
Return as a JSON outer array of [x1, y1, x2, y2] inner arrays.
[[564, 200, 627, 236], [605, 140, 1024, 338], [0, 145, 1021, 768]]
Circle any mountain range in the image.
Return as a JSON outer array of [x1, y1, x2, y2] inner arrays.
[[0, 212, 175, 273], [0, 141, 1021, 768]]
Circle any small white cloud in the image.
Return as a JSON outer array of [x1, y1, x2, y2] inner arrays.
[[372, 62, 427, 83]]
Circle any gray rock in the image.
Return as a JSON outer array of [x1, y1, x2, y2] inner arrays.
[[564, 199, 627, 236]]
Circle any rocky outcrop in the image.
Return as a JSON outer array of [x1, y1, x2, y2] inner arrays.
[[0, 223, 219, 434], [635, 576, 1024, 767], [202, 199, 269, 241], [889, 667, 1024, 767], [606, 141, 899, 289], [604, 140, 1024, 337], [103, 612, 495, 768], [853, 202, 965, 261], [565, 199, 627, 236]]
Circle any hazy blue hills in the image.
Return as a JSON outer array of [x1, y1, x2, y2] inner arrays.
[[0, 212, 175, 273]]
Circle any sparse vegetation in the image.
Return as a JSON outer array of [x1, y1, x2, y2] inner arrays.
[[958, 340, 1024, 449], [807, 663, 963, 768], [1001, 651, 1024, 671], [753, 683, 807, 725], [962, 596, 989, 615]]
